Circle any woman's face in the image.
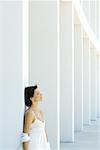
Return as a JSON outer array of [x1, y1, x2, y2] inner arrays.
[[31, 88, 43, 102]]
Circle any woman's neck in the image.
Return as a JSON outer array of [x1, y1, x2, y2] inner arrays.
[[30, 102, 40, 111]]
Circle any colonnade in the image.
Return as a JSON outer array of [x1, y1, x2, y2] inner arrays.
[[0, 0, 99, 150], [60, 1, 100, 144]]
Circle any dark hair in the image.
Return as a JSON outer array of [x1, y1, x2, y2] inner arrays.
[[24, 85, 38, 107]]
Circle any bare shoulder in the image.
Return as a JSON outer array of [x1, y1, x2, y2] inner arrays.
[[24, 109, 35, 119]]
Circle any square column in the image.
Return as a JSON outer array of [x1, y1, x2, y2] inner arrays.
[[97, 54, 100, 117], [74, 24, 83, 131], [60, 1, 74, 142], [90, 1, 97, 35], [82, 1, 90, 24], [29, 1, 57, 149], [0, 1, 23, 149], [83, 36, 91, 125], [90, 48, 97, 121]]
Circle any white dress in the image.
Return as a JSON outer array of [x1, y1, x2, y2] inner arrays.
[[28, 110, 51, 150]]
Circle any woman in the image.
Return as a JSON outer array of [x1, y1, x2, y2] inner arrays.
[[21, 85, 51, 150]]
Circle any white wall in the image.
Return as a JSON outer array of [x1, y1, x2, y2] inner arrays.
[[99, 1, 100, 40], [96, 1, 99, 39], [60, 1, 74, 142], [29, 1, 57, 149], [97, 55, 100, 117], [90, 1, 97, 36], [82, 1, 90, 25], [0, 1, 23, 150], [74, 24, 83, 131], [81, 1, 99, 40], [90, 48, 97, 121], [83, 38, 91, 125]]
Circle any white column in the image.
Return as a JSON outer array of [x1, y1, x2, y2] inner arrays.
[[74, 24, 83, 131], [90, 1, 96, 35], [90, 48, 97, 121], [83, 36, 91, 125], [96, 1, 99, 38], [97, 54, 100, 117], [60, 1, 74, 142], [29, 1, 57, 149], [82, 1, 90, 24], [22, 0, 29, 87], [0, 1, 23, 150], [95, 51, 98, 119], [99, 1, 100, 40]]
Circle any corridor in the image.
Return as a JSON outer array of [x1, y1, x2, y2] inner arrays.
[[61, 119, 100, 150], [0, 0, 100, 149]]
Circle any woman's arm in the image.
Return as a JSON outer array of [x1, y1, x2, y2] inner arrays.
[[23, 141, 29, 150], [22, 111, 35, 150]]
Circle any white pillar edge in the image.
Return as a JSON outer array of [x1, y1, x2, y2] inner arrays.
[[83, 37, 91, 125], [22, 0, 29, 88], [74, 24, 83, 131], [60, 1, 74, 142], [57, 0, 60, 149]]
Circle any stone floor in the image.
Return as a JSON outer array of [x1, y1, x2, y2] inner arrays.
[[60, 119, 100, 150]]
